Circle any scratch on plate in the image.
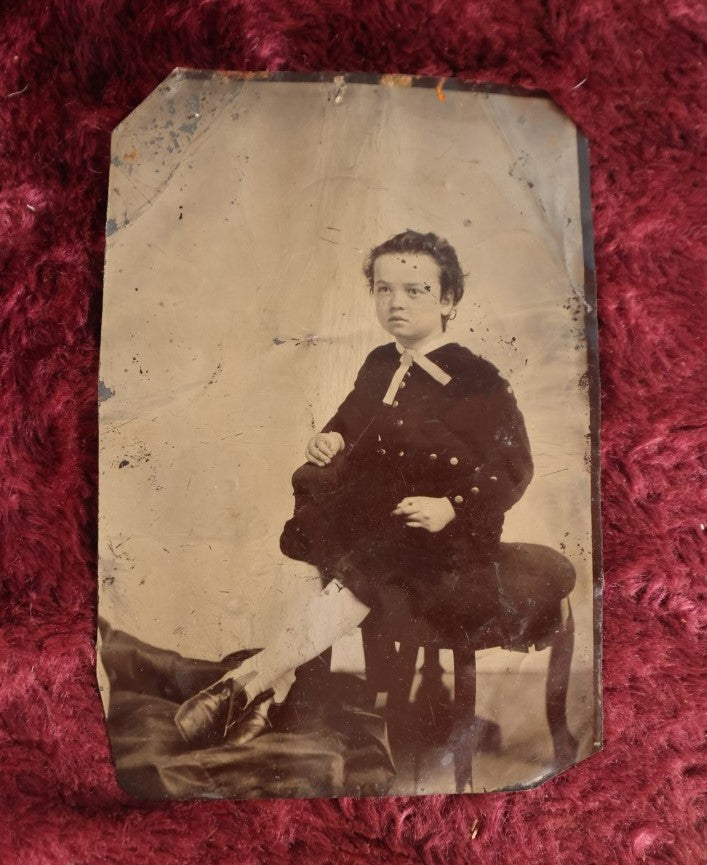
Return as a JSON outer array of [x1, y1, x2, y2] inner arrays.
[[540, 467, 569, 477]]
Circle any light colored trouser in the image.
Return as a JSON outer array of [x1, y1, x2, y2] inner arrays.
[[238, 579, 370, 703]]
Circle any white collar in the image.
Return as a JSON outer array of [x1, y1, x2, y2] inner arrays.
[[395, 333, 453, 357]]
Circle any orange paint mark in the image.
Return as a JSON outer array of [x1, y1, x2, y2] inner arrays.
[[435, 79, 447, 102]]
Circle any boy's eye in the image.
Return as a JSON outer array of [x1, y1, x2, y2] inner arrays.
[[375, 285, 391, 294], [406, 288, 421, 297]]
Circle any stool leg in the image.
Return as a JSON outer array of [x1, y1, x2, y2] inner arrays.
[[388, 643, 419, 710], [361, 629, 398, 695], [421, 647, 443, 680], [451, 647, 477, 794], [546, 605, 579, 765], [410, 647, 453, 746]]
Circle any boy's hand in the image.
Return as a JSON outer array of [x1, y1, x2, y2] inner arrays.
[[306, 432, 345, 466], [391, 496, 456, 533]]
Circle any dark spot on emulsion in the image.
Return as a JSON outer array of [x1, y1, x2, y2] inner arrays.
[[118, 460, 129, 468], [98, 381, 115, 403], [423, 284, 431, 292]]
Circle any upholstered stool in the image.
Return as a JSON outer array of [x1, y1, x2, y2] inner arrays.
[[361, 544, 578, 792], [359, 596, 579, 793]]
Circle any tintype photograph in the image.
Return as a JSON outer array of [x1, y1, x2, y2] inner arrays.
[[97, 71, 601, 799]]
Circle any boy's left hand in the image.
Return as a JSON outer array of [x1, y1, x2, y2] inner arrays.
[[391, 496, 456, 533]]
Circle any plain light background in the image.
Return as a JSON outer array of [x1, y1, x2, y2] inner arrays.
[[99, 73, 597, 778]]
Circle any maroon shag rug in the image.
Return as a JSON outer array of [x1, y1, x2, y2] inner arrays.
[[1, 2, 704, 863]]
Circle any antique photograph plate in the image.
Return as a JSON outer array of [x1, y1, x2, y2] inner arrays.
[[97, 70, 602, 799]]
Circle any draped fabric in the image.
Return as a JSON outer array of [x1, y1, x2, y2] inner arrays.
[[100, 624, 395, 800]]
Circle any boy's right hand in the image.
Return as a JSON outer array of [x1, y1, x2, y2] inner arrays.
[[306, 432, 345, 466]]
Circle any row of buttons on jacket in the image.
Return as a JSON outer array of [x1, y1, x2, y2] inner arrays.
[[383, 366, 497, 509], [372, 447, 491, 504], [375, 449, 460, 465]]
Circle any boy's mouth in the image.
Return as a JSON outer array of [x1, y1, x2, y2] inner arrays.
[[388, 316, 408, 323]]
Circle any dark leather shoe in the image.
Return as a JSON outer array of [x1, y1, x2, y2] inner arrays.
[[174, 670, 264, 747], [225, 696, 274, 747]]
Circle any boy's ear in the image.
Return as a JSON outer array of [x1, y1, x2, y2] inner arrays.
[[440, 290, 454, 314]]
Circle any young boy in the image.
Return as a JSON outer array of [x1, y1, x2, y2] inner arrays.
[[175, 230, 534, 747], [282, 229, 534, 632]]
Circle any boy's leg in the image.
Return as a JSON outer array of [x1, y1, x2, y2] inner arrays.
[[227, 579, 369, 699], [174, 580, 370, 744]]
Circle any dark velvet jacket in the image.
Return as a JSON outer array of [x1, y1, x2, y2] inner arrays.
[[282, 341, 533, 576], [320, 341, 533, 547]]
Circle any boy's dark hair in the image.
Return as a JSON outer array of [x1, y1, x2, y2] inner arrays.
[[363, 230, 466, 319]]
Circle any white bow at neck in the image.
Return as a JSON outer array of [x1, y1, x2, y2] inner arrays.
[[381, 336, 453, 405]]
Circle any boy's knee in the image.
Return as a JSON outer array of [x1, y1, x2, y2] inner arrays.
[[291, 459, 345, 498]]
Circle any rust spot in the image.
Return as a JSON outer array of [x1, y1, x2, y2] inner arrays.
[[380, 74, 413, 88], [123, 147, 138, 161], [435, 78, 447, 101], [233, 71, 272, 81]]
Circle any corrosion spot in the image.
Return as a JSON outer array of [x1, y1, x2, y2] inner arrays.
[[235, 71, 272, 80], [98, 381, 115, 403], [380, 74, 413, 88], [333, 75, 347, 104]]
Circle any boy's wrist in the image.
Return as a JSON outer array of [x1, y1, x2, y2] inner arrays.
[[442, 497, 457, 522], [328, 432, 345, 451]]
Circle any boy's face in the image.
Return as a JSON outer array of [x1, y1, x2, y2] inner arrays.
[[372, 253, 452, 349]]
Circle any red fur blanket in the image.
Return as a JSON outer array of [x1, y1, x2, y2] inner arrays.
[[0, 1, 703, 862]]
